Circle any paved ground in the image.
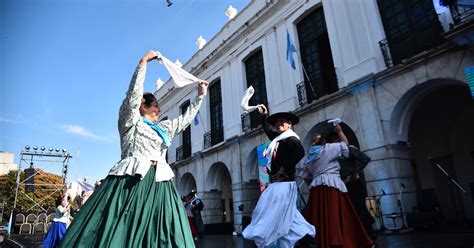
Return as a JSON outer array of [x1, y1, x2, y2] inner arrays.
[[3, 230, 474, 247], [196, 231, 474, 248]]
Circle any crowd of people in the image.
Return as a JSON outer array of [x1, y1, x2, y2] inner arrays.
[[35, 51, 376, 247]]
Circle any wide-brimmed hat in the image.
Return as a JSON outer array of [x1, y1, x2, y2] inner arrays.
[[267, 112, 299, 126]]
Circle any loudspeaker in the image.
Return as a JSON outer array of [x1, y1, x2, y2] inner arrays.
[[24, 168, 35, 193]]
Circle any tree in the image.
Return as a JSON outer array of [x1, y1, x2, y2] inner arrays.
[[0, 169, 63, 220]]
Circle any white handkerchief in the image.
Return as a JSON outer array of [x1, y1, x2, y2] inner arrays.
[[156, 51, 200, 88], [328, 118, 342, 126], [241, 86, 263, 113]]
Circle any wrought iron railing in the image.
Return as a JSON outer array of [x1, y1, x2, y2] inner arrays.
[[203, 131, 212, 149], [203, 127, 224, 149], [379, 38, 394, 68], [183, 144, 191, 159], [176, 146, 183, 161], [450, 3, 474, 25], [212, 127, 224, 146], [296, 81, 308, 107], [241, 112, 251, 133]]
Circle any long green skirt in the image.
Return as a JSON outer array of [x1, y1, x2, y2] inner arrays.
[[58, 167, 195, 247]]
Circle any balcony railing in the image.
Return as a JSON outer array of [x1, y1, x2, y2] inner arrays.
[[241, 112, 251, 133], [203, 131, 212, 149], [450, 3, 474, 25], [378, 38, 394, 68], [296, 81, 308, 107], [203, 127, 224, 149], [176, 146, 183, 161]]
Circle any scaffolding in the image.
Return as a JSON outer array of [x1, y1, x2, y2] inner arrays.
[[13, 146, 72, 213]]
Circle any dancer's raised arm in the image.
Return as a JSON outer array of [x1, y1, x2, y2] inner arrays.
[[118, 51, 158, 134]]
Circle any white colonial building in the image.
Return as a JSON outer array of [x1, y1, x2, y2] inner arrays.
[[0, 152, 18, 176], [155, 0, 474, 233]]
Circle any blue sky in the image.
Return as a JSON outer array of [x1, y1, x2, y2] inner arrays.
[[0, 0, 250, 183]]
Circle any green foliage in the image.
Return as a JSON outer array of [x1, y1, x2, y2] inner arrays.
[[0, 169, 63, 219]]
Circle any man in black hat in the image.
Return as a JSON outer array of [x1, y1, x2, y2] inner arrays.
[[242, 105, 315, 248], [261, 106, 305, 183]]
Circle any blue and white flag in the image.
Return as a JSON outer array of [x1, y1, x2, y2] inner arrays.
[[77, 179, 95, 192], [194, 111, 200, 126], [286, 30, 297, 70]]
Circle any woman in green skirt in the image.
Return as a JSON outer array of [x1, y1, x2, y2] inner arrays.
[[59, 51, 208, 247]]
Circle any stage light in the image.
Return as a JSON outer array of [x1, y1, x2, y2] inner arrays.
[[40, 147, 45, 151], [62, 149, 67, 153], [49, 148, 53, 152], [55, 148, 60, 152], [25, 145, 30, 150], [33, 146, 38, 150]]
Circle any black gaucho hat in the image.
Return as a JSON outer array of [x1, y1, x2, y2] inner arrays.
[[267, 112, 299, 126]]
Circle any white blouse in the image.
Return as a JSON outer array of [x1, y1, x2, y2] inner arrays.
[[300, 142, 349, 192], [53, 205, 70, 224], [108, 64, 203, 182]]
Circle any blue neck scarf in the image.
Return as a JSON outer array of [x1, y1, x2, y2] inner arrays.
[[141, 117, 171, 147], [304, 144, 322, 165]]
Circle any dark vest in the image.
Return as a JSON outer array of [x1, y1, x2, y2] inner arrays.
[[262, 116, 305, 182]]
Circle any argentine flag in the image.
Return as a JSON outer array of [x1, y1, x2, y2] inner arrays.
[[286, 30, 297, 70]]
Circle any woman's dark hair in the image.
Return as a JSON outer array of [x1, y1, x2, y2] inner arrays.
[[326, 132, 340, 143], [55, 196, 63, 206], [313, 133, 325, 145], [142, 93, 157, 107]]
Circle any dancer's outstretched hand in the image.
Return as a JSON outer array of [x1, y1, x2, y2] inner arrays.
[[140, 51, 158, 66], [259, 104, 268, 115]]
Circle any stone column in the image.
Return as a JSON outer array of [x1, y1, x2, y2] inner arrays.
[[364, 144, 417, 229], [224, 198, 232, 222], [231, 180, 260, 234], [200, 190, 222, 224]]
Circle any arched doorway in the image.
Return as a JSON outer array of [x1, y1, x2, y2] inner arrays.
[[178, 173, 197, 197], [406, 82, 473, 224], [206, 162, 233, 230]]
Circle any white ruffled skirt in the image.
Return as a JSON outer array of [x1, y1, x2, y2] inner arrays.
[[242, 181, 316, 248]]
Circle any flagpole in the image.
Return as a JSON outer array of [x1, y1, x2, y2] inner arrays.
[[287, 29, 318, 100], [295, 52, 318, 100], [197, 111, 208, 132]]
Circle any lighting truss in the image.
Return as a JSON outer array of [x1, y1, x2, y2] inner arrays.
[[13, 146, 72, 213]]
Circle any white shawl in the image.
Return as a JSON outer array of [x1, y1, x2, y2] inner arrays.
[[263, 129, 299, 171]]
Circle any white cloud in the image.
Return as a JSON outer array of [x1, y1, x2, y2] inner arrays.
[[0, 116, 25, 124], [60, 125, 114, 142]]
